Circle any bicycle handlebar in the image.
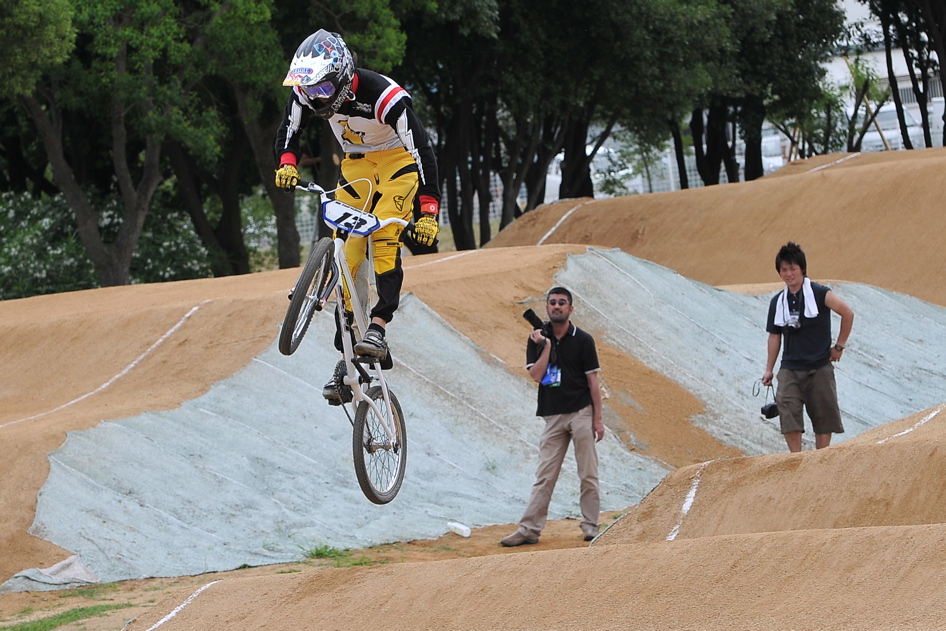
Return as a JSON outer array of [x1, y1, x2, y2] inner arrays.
[[295, 180, 326, 195], [295, 180, 435, 246]]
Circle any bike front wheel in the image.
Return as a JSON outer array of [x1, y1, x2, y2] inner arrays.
[[278, 237, 335, 356], [353, 386, 407, 504]]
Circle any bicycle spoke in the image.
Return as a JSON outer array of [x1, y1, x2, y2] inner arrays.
[[353, 387, 406, 504]]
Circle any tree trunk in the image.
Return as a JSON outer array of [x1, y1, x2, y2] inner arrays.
[[475, 105, 495, 246], [690, 108, 711, 184], [233, 87, 300, 269], [699, 105, 726, 186], [165, 140, 252, 276], [910, 0, 946, 145], [559, 119, 594, 199], [670, 120, 689, 189], [741, 95, 766, 181], [19, 83, 158, 288]]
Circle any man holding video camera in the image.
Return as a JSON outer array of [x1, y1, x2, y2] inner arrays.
[[762, 242, 854, 452]]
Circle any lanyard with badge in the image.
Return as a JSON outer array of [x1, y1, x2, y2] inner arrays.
[[540, 337, 561, 387]]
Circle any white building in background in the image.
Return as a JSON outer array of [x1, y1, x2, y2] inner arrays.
[[581, 0, 945, 199], [827, 0, 945, 149]]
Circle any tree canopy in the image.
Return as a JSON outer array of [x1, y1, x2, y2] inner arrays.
[[0, 0, 860, 291]]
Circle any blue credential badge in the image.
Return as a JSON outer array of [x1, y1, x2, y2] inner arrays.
[[541, 364, 561, 387]]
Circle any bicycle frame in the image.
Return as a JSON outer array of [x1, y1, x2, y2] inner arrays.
[[298, 181, 407, 442]]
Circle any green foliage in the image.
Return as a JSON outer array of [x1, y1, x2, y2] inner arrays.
[[837, 54, 891, 151], [0, 0, 76, 98], [203, 0, 285, 106], [0, 190, 212, 300], [0, 192, 97, 300], [0, 603, 131, 631], [129, 193, 214, 284], [770, 83, 848, 156], [599, 128, 674, 196], [242, 189, 279, 272]]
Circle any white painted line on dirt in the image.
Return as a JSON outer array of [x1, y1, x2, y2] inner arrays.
[[0, 301, 209, 431], [405, 250, 476, 269], [537, 202, 587, 246], [143, 580, 220, 630], [666, 460, 710, 541], [876, 405, 944, 445], [807, 152, 861, 173]]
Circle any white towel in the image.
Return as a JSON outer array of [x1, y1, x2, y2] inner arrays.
[[774, 277, 818, 326]]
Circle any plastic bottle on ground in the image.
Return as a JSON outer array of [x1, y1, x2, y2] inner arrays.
[[447, 521, 471, 537]]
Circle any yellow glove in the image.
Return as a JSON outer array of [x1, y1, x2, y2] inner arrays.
[[413, 215, 439, 247], [275, 164, 299, 191]]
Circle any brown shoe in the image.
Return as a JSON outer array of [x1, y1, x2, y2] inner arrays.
[[500, 531, 538, 547]]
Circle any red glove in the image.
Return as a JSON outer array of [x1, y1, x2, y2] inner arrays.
[[419, 194, 439, 216]]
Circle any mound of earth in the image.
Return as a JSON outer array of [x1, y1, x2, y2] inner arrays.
[[3, 148, 946, 630]]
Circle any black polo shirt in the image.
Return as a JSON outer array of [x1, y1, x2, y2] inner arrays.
[[766, 281, 833, 370], [526, 323, 600, 417]]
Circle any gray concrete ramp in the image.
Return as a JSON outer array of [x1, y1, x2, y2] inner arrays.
[[6, 290, 667, 590]]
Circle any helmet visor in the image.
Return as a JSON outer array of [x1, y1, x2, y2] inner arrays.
[[302, 80, 336, 100]]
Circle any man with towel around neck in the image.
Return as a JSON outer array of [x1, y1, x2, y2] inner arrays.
[[762, 242, 854, 452]]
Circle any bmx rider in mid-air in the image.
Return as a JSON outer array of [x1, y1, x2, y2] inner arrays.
[[274, 29, 441, 403]]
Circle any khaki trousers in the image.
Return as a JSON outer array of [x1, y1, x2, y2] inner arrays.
[[518, 404, 600, 537]]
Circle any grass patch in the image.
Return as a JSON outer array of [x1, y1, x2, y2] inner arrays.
[[1, 603, 132, 631], [300, 544, 381, 568], [302, 544, 349, 560], [57, 583, 119, 601]]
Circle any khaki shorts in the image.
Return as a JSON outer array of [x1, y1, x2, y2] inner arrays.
[[775, 364, 844, 435]]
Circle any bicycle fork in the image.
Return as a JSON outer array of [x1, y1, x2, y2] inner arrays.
[[333, 259, 399, 449]]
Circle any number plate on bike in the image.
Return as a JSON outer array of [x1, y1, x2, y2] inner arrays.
[[322, 200, 380, 236]]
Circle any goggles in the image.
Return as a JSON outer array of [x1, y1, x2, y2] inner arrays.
[[302, 80, 336, 100]]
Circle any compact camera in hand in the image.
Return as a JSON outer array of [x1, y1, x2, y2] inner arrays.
[[761, 402, 779, 419]]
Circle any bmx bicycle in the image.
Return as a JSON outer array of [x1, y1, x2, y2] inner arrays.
[[278, 180, 408, 504]]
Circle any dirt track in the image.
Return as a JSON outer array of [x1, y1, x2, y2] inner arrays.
[[3, 148, 946, 629]]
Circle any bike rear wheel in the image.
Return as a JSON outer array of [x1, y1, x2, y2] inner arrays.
[[353, 386, 406, 504], [278, 237, 335, 356]]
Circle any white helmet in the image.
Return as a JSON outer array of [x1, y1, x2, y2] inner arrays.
[[282, 30, 355, 119]]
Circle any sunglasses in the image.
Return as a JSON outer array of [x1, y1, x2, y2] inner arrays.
[[302, 80, 336, 99], [547, 299, 570, 306]]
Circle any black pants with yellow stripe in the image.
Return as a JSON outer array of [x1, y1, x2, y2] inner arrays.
[[335, 147, 419, 323]]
